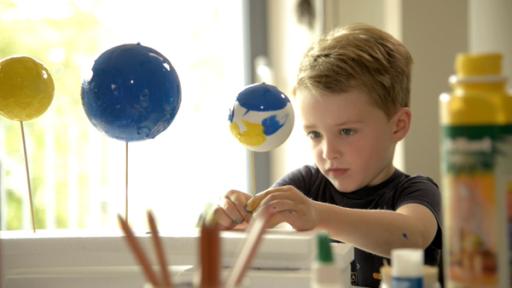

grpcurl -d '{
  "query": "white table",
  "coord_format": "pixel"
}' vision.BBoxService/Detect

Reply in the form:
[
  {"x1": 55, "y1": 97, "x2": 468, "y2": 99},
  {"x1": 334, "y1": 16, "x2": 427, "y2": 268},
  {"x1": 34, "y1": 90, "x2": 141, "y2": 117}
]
[{"x1": 1, "y1": 230, "x2": 353, "y2": 287}]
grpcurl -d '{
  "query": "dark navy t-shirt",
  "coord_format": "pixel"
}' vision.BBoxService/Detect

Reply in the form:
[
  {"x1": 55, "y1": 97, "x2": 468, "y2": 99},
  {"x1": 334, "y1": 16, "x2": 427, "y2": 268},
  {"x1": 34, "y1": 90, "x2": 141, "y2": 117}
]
[{"x1": 273, "y1": 165, "x2": 443, "y2": 288}]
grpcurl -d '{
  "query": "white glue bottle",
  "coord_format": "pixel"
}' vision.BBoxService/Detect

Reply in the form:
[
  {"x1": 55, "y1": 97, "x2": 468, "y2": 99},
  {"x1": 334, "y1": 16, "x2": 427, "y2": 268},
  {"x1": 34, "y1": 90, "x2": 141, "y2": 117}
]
[
  {"x1": 391, "y1": 248, "x2": 424, "y2": 288},
  {"x1": 311, "y1": 232, "x2": 343, "y2": 288}
]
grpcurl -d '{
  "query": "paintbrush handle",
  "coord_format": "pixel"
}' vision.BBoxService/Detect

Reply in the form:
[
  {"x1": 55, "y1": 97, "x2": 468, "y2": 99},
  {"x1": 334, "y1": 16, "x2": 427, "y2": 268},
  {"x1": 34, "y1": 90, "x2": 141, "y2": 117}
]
[
  {"x1": 245, "y1": 196, "x2": 264, "y2": 213},
  {"x1": 200, "y1": 220, "x2": 221, "y2": 288},
  {"x1": 118, "y1": 215, "x2": 161, "y2": 287},
  {"x1": 147, "y1": 211, "x2": 173, "y2": 288},
  {"x1": 225, "y1": 207, "x2": 272, "y2": 288}
]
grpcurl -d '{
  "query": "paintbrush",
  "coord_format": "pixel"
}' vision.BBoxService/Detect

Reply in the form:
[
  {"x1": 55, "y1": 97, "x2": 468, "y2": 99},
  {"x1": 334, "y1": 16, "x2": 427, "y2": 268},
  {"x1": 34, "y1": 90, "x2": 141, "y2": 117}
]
[
  {"x1": 225, "y1": 206, "x2": 272, "y2": 288},
  {"x1": 199, "y1": 208, "x2": 221, "y2": 288},
  {"x1": 147, "y1": 210, "x2": 173, "y2": 288},
  {"x1": 244, "y1": 195, "x2": 264, "y2": 214},
  {"x1": 118, "y1": 214, "x2": 161, "y2": 287}
]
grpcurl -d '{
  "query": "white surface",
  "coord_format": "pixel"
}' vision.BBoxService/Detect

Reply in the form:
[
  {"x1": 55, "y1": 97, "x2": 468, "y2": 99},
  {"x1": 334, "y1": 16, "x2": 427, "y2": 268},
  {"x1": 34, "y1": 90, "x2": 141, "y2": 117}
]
[
  {"x1": 1, "y1": 229, "x2": 354, "y2": 288},
  {"x1": 4, "y1": 266, "x2": 311, "y2": 288},
  {"x1": 311, "y1": 262, "x2": 345, "y2": 288}
]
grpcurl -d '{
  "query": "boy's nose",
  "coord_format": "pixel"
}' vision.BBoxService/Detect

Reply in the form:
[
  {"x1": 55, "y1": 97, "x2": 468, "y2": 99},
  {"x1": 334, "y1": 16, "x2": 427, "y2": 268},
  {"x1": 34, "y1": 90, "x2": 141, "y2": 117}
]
[{"x1": 322, "y1": 138, "x2": 341, "y2": 160}]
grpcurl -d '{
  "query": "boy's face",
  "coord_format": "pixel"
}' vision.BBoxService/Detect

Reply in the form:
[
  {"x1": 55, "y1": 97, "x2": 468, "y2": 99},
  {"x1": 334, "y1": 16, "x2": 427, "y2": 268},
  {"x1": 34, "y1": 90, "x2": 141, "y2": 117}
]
[{"x1": 296, "y1": 88, "x2": 406, "y2": 192}]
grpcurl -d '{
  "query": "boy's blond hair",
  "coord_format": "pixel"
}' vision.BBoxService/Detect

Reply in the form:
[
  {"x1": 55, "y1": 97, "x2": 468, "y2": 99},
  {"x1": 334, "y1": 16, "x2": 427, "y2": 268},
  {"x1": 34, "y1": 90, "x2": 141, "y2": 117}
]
[{"x1": 296, "y1": 24, "x2": 413, "y2": 119}]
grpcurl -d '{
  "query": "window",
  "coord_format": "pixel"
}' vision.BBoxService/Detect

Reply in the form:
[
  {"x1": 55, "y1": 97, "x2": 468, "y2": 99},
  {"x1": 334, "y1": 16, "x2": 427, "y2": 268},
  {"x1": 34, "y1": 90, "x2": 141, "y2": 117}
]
[{"x1": 0, "y1": 0, "x2": 247, "y2": 231}]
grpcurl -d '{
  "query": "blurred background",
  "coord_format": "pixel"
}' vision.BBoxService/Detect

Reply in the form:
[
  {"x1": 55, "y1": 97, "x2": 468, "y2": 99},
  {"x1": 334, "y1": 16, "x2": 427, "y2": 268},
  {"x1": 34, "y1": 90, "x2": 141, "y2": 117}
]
[{"x1": 0, "y1": 0, "x2": 510, "y2": 232}]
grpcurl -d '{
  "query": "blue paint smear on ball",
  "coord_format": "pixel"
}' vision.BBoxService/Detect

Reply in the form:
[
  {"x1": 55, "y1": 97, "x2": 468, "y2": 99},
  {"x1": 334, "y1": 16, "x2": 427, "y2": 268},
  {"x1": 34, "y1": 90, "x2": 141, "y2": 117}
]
[
  {"x1": 261, "y1": 114, "x2": 287, "y2": 136},
  {"x1": 237, "y1": 83, "x2": 290, "y2": 112},
  {"x1": 81, "y1": 43, "x2": 181, "y2": 142}
]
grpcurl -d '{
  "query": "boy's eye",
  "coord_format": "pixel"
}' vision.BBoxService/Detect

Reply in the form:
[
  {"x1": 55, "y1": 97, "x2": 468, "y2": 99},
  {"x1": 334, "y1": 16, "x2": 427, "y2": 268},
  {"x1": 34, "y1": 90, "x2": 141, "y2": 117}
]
[
  {"x1": 306, "y1": 131, "x2": 321, "y2": 139},
  {"x1": 339, "y1": 128, "x2": 356, "y2": 136}
]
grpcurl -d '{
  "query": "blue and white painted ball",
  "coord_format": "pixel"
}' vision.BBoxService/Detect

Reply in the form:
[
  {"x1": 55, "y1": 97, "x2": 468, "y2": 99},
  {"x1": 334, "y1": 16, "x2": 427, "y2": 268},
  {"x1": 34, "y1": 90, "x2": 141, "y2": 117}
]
[
  {"x1": 81, "y1": 43, "x2": 181, "y2": 142},
  {"x1": 229, "y1": 83, "x2": 294, "y2": 152}
]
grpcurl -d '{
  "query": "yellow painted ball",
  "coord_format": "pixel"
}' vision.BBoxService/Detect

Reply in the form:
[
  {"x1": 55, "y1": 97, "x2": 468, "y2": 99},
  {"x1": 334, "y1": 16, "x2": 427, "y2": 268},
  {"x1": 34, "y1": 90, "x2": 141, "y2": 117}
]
[{"x1": 0, "y1": 56, "x2": 54, "y2": 121}]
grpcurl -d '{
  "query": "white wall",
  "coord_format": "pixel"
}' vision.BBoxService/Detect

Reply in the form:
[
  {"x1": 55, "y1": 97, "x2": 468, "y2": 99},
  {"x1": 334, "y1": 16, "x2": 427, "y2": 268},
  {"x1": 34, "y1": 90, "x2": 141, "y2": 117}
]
[
  {"x1": 469, "y1": 0, "x2": 512, "y2": 81},
  {"x1": 268, "y1": 0, "x2": 314, "y2": 181},
  {"x1": 400, "y1": 0, "x2": 467, "y2": 183}
]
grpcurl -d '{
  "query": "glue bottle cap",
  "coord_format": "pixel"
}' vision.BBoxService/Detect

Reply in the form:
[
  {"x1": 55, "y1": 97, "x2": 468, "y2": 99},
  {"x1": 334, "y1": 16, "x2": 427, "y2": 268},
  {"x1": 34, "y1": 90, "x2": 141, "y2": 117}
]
[
  {"x1": 391, "y1": 248, "x2": 423, "y2": 277},
  {"x1": 316, "y1": 232, "x2": 333, "y2": 264}
]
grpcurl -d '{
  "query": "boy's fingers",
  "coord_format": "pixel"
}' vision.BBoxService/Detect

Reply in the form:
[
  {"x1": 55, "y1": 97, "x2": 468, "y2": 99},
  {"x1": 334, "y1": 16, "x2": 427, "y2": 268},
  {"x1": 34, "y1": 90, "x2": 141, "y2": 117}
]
[
  {"x1": 213, "y1": 206, "x2": 236, "y2": 230},
  {"x1": 246, "y1": 189, "x2": 275, "y2": 212},
  {"x1": 253, "y1": 191, "x2": 292, "y2": 212},
  {"x1": 224, "y1": 195, "x2": 249, "y2": 223},
  {"x1": 245, "y1": 196, "x2": 262, "y2": 213},
  {"x1": 246, "y1": 186, "x2": 299, "y2": 212},
  {"x1": 265, "y1": 198, "x2": 296, "y2": 213}
]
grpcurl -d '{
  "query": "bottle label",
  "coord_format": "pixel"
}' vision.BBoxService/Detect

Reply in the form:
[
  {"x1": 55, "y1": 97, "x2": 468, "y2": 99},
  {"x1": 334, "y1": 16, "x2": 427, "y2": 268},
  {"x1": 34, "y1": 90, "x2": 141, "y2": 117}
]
[
  {"x1": 391, "y1": 277, "x2": 423, "y2": 288},
  {"x1": 441, "y1": 125, "x2": 512, "y2": 286}
]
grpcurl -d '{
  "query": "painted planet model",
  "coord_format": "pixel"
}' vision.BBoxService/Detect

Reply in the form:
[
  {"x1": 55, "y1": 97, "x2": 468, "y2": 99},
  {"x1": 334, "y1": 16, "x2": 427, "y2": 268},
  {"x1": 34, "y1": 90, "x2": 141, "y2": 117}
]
[
  {"x1": 81, "y1": 43, "x2": 181, "y2": 142},
  {"x1": 0, "y1": 56, "x2": 54, "y2": 121},
  {"x1": 229, "y1": 83, "x2": 294, "y2": 152}
]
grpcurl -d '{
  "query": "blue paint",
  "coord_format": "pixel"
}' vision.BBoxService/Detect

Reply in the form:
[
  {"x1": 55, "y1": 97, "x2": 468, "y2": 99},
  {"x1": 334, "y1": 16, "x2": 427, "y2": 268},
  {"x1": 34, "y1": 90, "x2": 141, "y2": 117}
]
[
  {"x1": 228, "y1": 107, "x2": 234, "y2": 122},
  {"x1": 262, "y1": 114, "x2": 287, "y2": 136},
  {"x1": 392, "y1": 277, "x2": 423, "y2": 288},
  {"x1": 81, "y1": 43, "x2": 181, "y2": 142},
  {"x1": 237, "y1": 83, "x2": 289, "y2": 112}
]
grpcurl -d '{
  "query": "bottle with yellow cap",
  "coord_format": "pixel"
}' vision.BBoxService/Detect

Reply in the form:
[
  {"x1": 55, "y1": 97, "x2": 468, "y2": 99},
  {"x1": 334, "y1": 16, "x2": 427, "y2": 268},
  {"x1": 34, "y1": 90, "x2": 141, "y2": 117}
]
[{"x1": 440, "y1": 53, "x2": 512, "y2": 288}]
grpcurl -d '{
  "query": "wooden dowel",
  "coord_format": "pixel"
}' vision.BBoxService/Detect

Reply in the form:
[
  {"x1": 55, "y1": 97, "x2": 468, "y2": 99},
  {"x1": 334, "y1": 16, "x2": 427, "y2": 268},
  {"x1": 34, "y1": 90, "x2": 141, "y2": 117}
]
[
  {"x1": 125, "y1": 141, "x2": 129, "y2": 220},
  {"x1": 20, "y1": 121, "x2": 36, "y2": 232}
]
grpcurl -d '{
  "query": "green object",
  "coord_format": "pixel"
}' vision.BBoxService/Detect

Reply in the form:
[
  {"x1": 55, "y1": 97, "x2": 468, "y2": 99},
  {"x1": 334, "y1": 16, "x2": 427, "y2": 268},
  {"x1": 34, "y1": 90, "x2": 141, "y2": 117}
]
[{"x1": 316, "y1": 232, "x2": 333, "y2": 264}]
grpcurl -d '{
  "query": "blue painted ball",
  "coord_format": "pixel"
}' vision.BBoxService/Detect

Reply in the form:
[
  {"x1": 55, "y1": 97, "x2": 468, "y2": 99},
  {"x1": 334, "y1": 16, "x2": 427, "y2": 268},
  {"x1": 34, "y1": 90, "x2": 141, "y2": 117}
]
[
  {"x1": 229, "y1": 83, "x2": 294, "y2": 152},
  {"x1": 81, "y1": 43, "x2": 181, "y2": 142}
]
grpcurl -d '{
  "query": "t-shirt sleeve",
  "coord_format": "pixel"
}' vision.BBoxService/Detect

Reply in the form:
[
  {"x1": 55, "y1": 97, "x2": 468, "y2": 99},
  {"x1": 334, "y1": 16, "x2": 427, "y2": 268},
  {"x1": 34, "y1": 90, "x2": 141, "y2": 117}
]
[
  {"x1": 395, "y1": 176, "x2": 441, "y2": 224},
  {"x1": 395, "y1": 176, "x2": 443, "y2": 250}
]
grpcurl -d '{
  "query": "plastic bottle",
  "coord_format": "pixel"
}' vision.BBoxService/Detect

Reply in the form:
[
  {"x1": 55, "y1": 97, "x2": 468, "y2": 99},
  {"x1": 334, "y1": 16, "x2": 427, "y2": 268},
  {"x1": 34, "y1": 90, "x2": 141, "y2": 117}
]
[
  {"x1": 439, "y1": 53, "x2": 512, "y2": 288},
  {"x1": 379, "y1": 263, "x2": 440, "y2": 288},
  {"x1": 390, "y1": 248, "x2": 424, "y2": 288},
  {"x1": 311, "y1": 232, "x2": 343, "y2": 288}
]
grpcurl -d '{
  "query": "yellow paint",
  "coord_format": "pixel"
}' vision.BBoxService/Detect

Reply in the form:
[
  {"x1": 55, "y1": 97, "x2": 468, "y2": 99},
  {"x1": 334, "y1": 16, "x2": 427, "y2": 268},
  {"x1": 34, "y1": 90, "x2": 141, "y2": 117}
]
[
  {"x1": 0, "y1": 56, "x2": 54, "y2": 121},
  {"x1": 230, "y1": 120, "x2": 265, "y2": 147}
]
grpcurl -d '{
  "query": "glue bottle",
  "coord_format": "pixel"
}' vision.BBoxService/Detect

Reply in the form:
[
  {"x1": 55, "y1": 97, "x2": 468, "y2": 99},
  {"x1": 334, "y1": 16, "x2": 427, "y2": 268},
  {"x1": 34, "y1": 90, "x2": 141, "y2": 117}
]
[
  {"x1": 311, "y1": 232, "x2": 342, "y2": 288},
  {"x1": 439, "y1": 53, "x2": 512, "y2": 287},
  {"x1": 379, "y1": 252, "x2": 440, "y2": 288},
  {"x1": 391, "y1": 248, "x2": 424, "y2": 288}
]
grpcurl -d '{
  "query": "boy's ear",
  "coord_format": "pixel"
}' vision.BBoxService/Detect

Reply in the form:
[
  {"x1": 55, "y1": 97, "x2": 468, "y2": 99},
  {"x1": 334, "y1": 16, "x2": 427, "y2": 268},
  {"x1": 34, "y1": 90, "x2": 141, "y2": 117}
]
[{"x1": 391, "y1": 107, "x2": 411, "y2": 141}]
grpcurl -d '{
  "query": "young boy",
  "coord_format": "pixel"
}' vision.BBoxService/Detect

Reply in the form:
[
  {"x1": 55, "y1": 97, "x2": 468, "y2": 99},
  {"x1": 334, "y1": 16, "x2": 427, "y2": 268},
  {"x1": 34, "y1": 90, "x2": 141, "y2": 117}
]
[{"x1": 215, "y1": 24, "x2": 442, "y2": 287}]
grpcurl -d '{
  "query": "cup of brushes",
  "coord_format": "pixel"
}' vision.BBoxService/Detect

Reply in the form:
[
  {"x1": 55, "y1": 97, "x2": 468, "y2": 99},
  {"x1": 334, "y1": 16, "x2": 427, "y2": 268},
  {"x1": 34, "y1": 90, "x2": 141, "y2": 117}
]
[{"x1": 118, "y1": 204, "x2": 275, "y2": 288}]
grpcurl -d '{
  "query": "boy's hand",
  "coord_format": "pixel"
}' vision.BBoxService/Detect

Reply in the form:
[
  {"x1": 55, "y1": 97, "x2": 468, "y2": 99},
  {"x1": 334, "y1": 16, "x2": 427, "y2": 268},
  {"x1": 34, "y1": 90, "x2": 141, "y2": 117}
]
[
  {"x1": 247, "y1": 185, "x2": 318, "y2": 231},
  {"x1": 214, "y1": 190, "x2": 252, "y2": 230}
]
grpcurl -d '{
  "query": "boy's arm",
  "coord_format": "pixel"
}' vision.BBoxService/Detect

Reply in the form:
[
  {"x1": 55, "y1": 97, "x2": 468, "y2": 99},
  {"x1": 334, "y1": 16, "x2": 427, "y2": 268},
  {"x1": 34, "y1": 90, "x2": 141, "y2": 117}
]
[{"x1": 314, "y1": 201, "x2": 438, "y2": 257}]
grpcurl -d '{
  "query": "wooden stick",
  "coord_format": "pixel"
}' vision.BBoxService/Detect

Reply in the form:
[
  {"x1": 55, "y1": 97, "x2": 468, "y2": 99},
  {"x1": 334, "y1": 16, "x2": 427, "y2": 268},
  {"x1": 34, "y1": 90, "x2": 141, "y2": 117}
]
[
  {"x1": 20, "y1": 121, "x2": 36, "y2": 233},
  {"x1": 125, "y1": 141, "x2": 129, "y2": 221},
  {"x1": 147, "y1": 210, "x2": 173, "y2": 288},
  {"x1": 118, "y1": 214, "x2": 160, "y2": 287},
  {"x1": 225, "y1": 207, "x2": 272, "y2": 288},
  {"x1": 245, "y1": 195, "x2": 264, "y2": 213}
]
